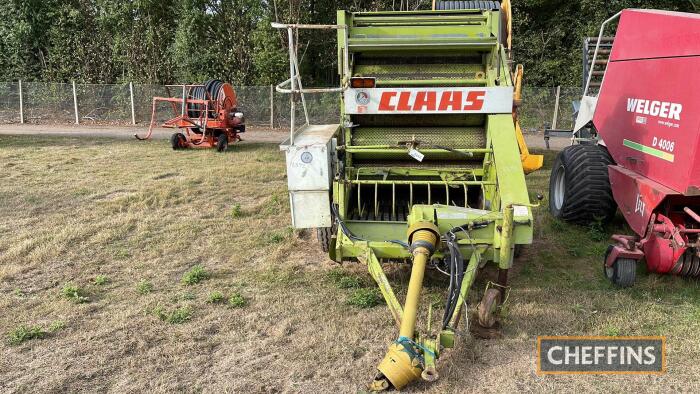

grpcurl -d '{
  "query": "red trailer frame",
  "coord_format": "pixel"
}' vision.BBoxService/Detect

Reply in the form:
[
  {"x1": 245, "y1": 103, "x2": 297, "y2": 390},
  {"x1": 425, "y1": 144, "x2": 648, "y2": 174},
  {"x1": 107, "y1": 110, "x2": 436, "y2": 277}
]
[{"x1": 135, "y1": 83, "x2": 245, "y2": 151}]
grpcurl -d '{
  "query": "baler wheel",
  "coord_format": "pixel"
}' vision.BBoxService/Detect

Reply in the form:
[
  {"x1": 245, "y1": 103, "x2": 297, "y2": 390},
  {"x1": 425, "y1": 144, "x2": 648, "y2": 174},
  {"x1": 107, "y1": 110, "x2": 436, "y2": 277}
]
[
  {"x1": 604, "y1": 246, "x2": 637, "y2": 287},
  {"x1": 216, "y1": 133, "x2": 228, "y2": 152},
  {"x1": 477, "y1": 288, "x2": 502, "y2": 328},
  {"x1": 549, "y1": 145, "x2": 617, "y2": 225},
  {"x1": 316, "y1": 227, "x2": 335, "y2": 253},
  {"x1": 170, "y1": 133, "x2": 186, "y2": 150}
]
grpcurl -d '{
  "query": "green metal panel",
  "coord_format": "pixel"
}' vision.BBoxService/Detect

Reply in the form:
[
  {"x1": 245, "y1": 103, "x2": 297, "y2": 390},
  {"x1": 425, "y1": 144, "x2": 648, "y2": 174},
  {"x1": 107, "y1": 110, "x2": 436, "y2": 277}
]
[
  {"x1": 332, "y1": 6, "x2": 533, "y2": 268},
  {"x1": 351, "y1": 127, "x2": 486, "y2": 148}
]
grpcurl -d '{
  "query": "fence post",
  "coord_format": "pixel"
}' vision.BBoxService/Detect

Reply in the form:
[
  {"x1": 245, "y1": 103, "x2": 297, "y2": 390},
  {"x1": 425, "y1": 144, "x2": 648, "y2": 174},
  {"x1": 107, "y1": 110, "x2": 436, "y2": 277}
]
[
  {"x1": 270, "y1": 84, "x2": 274, "y2": 128},
  {"x1": 130, "y1": 82, "x2": 136, "y2": 125},
  {"x1": 551, "y1": 85, "x2": 561, "y2": 130},
  {"x1": 72, "y1": 81, "x2": 79, "y2": 125},
  {"x1": 18, "y1": 80, "x2": 24, "y2": 124}
]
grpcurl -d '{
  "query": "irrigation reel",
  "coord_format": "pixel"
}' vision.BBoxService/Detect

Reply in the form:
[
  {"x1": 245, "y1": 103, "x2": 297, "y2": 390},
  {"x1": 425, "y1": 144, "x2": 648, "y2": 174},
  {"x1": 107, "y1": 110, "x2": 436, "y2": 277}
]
[{"x1": 135, "y1": 79, "x2": 245, "y2": 152}]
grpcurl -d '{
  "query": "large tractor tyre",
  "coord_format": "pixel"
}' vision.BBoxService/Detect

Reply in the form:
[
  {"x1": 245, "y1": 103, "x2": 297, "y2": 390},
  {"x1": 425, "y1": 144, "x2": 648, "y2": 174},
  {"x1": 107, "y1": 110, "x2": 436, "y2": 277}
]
[
  {"x1": 171, "y1": 133, "x2": 186, "y2": 150},
  {"x1": 435, "y1": 1, "x2": 501, "y2": 10},
  {"x1": 216, "y1": 133, "x2": 228, "y2": 152},
  {"x1": 549, "y1": 144, "x2": 617, "y2": 225}
]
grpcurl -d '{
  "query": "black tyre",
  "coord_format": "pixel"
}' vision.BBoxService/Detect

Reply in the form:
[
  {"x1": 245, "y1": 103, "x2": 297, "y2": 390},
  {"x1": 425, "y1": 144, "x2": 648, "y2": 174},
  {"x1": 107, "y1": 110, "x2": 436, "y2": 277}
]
[
  {"x1": 435, "y1": 1, "x2": 500, "y2": 10},
  {"x1": 549, "y1": 145, "x2": 617, "y2": 225},
  {"x1": 216, "y1": 133, "x2": 228, "y2": 152},
  {"x1": 170, "y1": 133, "x2": 186, "y2": 150},
  {"x1": 316, "y1": 227, "x2": 335, "y2": 253},
  {"x1": 603, "y1": 247, "x2": 637, "y2": 288}
]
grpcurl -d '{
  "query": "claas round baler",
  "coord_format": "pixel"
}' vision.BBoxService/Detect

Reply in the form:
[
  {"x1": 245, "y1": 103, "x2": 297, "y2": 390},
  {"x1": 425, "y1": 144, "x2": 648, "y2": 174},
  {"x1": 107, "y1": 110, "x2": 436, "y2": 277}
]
[
  {"x1": 274, "y1": 0, "x2": 542, "y2": 390},
  {"x1": 550, "y1": 9, "x2": 700, "y2": 287}
]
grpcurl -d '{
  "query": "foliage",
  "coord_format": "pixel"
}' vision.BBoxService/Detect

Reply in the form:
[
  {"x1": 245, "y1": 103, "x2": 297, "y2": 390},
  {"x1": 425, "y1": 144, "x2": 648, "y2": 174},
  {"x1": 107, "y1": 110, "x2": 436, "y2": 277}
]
[
  {"x1": 8, "y1": 320, "x2": 65, "y2": 345},
  {"x1": 61, "y1": 282, "x2": 89, "y2": 303},
  {"x1": 153, "y1": 305, "x2": 193, "y2": 324},
  {"x1": 207, "y1": 291, "x2": 225, "y2": 304},
  {"x1": 347, "y1": 288, "x2": 383, "y2": 308},
  {"x1": 8, "y1": 325, "x2": 46, "y2": 345},
  {"x1": 228, "y1": 292, "x2": 247, "y2": 308},
  {"x1": 181, "y1": 264, "x2": 209, "y2": 285},
  {"x1": 136, "y1": 279, "x2": 154, "y2": 295},
  {"x1": 0, "y1": 1, "x2": 696, "y2": 87}
]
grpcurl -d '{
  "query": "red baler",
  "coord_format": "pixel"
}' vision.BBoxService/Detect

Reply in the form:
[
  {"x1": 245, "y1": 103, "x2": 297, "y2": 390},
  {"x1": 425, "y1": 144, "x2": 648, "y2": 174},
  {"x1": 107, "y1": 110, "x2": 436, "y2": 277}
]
[{"x1": 550, "y1": 9, "x2": 700, "y2": 286}]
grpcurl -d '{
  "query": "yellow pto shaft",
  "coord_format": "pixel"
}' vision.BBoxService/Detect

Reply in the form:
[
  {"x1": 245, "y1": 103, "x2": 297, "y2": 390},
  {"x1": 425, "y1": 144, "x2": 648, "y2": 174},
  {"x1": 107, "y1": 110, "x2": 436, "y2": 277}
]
[{"x1": 371, "y1": 223, "x2": 439, "y2": 391}]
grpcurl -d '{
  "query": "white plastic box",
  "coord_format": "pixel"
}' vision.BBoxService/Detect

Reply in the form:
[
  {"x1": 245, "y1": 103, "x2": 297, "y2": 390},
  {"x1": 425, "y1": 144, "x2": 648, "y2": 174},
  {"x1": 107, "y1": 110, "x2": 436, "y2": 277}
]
[{"x1": 279, "y1": 124, "x2": 340, "y2": 229}]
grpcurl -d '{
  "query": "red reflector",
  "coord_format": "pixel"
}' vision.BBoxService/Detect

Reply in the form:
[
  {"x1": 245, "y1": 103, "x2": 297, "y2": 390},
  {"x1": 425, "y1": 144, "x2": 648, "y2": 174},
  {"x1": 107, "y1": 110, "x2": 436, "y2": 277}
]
[{"x1": 351, "y1": 78, "x2": 376, "y2": 88}]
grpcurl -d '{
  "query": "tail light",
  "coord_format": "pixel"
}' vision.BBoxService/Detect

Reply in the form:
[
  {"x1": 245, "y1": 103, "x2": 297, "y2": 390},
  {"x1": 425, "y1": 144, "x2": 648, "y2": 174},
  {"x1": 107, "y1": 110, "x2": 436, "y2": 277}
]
[{"x1": 351, "y1": 77, "x2": 376, "y2": 88}]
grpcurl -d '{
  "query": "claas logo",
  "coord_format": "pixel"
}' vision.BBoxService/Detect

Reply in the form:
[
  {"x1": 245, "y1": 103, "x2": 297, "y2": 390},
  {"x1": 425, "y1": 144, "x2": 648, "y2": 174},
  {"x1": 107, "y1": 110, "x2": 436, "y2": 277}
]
[{"x1": 378, "y1": 90, "x2": 486, "y2": 112}]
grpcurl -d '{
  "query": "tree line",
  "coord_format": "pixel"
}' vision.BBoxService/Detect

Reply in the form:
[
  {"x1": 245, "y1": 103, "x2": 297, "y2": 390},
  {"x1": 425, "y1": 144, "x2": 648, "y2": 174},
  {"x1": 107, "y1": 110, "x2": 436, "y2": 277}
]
[{"x1": 0, "y1": 0, "x2": 694, "y2": 88}]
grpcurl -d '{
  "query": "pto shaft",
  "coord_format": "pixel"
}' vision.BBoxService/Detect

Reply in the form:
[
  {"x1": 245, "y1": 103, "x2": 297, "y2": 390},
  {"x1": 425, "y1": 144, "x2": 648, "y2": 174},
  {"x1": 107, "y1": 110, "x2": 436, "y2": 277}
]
[{"x1": 371, "y1": 222, "x2": 439, "y2": 391}]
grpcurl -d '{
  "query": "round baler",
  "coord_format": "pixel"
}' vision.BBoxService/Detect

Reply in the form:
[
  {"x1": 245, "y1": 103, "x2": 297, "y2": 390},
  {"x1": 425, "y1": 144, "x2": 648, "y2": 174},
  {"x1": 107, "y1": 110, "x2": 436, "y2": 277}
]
[{"x1": 550, "y1": 9, "x2": 700, "y2": 287}]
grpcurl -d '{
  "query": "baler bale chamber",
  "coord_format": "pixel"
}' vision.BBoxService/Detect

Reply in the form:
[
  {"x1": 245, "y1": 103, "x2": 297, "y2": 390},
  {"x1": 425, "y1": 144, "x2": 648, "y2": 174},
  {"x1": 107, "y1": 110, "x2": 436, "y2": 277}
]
[{"x1": 275, "y1": 1, "x2": 541, "y2": 390}]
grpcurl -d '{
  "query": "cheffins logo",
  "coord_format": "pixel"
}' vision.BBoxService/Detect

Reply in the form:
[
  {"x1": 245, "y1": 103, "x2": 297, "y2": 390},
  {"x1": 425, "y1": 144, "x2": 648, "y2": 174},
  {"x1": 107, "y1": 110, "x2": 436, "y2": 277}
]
[{"x1": 627, "y1": 98, "x2": 682, "y2": 121}]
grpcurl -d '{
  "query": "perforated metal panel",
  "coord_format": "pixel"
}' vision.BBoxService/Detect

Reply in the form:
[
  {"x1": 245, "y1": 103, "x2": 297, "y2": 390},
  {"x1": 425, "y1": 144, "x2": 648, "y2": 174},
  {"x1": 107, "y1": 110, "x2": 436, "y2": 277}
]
[
  {"x1": 354, "y1": 64, "x2": 484, "y2": 81},
  {"x1": 352, "y1": 127, "x2": 486, "y2": 148}
]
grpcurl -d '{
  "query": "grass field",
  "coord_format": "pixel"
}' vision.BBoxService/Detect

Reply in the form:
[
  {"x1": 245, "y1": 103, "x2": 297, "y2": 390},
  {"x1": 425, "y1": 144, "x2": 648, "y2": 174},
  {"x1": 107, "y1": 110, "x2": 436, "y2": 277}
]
[{"x1": 2, "y1": 134, "x2": 700, "y2": 393}]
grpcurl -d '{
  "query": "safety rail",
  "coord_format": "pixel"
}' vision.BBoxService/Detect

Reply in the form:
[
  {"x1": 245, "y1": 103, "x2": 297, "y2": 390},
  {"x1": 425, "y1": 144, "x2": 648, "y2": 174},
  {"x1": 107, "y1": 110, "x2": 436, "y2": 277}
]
[
  {"x1": 271, "y1": 22, "x2": 350, "y2": 145},
  {"x1": 584, "y1": 11, "x2": 622, "y2": 96}
]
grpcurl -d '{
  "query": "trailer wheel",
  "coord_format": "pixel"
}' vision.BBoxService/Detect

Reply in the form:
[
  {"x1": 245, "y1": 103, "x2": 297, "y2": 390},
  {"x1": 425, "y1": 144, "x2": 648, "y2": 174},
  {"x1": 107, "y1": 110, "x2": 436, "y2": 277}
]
[
  {"x1": 316, "y1": 227, "x2": 336, "y2": 253},
  {"x1": 549, "y1": 145, "x2": 617, "y2": 225},
  {"x1": 170, "y1": 133, "x2": 186, "y2": 150},
  {"x1": 603, "y1": 246, "x2": 637, "y2": 287},
  {"x1": 216, "y1": 134, "x2": 228, "y2": 152}
]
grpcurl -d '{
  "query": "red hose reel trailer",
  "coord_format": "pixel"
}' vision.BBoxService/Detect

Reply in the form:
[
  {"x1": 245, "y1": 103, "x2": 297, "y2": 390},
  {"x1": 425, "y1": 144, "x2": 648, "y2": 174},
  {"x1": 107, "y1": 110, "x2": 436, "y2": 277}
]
[
  {"x1": 549, "y1": 9, "x2": 700, "y2": 287},
  {"x1": 135, "y1": 79, "x2": 245, "y2": 152}
]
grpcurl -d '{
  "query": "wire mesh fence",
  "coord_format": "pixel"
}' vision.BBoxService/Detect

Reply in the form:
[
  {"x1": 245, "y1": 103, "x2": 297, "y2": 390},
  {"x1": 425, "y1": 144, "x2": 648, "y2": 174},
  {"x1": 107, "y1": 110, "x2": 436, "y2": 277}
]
[{"x1": 0, "y1": 82, "x2": 581, "y2": 132}]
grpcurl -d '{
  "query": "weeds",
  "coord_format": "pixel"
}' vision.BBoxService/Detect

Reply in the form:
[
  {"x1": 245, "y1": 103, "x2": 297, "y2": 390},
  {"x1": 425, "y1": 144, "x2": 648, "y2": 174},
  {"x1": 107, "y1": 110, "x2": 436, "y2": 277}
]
[
  {"x1": 230, "y1": 204, "x2": 243, "y2": 218},
  {"x1": 265, "y1": 228, "x2": 294, "y2": 244},
  {"x1": 8, "y1": 325, "x2": 45, "y2": 345},
  {"x1": 153, "y1": 306, "x2": 193, "y2": 324},
  {"x1": 61, "y1": 283, "x2": 89, "y2": 303},
  {"x1": 93, "y1": 275, "x2": 109, "y2": 285},
  {"x1": 588, "y1": 218, "x2": 607, "y2": 242},
  {"x1": 8, "y1": 320, "x2": 65, "y2": 345},
  {"x1": 228, "y1": 292, "x2": 247, "y2": 308},
  {"x1": 176, "y1": 292, "x2": 196, "y2": 301},
  {"x1": 604, "y1": 325, "x2": 621, "y2": 336},
  {"x1": 181, "y1": 265, "x2": 209, "y2": 285},
  {"x1": 207, "y1": 291, "x2": 225, "y2": 304},
  {"x1": 347, "y1": 288, "x2": 382, "y2": 308},
  {"x1": 136, "y1": 280, "x2": 154, "y2": 295},
  {"x1": 327, "y1": 269, "x2": 363, "y2": 289}
]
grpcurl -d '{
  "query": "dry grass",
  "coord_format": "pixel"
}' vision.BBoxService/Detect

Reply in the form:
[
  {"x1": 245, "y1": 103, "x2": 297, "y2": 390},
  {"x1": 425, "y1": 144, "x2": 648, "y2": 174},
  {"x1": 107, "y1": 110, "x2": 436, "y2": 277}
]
[{"x1": 1, "y1": 135, "x2": 700, "y2": 393}]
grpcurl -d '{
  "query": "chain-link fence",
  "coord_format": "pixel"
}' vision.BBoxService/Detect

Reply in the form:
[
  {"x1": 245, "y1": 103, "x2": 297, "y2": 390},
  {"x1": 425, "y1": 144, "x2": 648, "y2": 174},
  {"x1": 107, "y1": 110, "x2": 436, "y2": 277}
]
[{"x1": 0, "y1": 82, "x2": 581, "y2": 132}]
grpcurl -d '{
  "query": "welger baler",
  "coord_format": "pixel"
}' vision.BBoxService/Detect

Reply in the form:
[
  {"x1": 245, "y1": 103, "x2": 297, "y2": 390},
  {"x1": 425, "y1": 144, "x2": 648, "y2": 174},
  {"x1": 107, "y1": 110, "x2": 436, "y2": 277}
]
[{"x1": 549, "y1": 9, "x2": 700, "y2": 287}]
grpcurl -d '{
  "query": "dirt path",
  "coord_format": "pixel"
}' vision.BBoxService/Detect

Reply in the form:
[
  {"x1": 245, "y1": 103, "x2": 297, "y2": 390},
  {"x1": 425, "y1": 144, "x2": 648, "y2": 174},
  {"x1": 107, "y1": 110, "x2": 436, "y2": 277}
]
[
  {"x1": 0, "y1": 124, "x2": 289, "y2": 144},
  {"x1": 0, "y1": 124, "x2": 570, "y2": 150}
]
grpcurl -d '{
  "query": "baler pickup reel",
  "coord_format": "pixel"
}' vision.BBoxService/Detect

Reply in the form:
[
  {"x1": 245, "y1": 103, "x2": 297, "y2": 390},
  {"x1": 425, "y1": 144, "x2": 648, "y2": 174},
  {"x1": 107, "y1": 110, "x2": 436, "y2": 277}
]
[
  {"x1": 135, "y1": 80, "x2": 245, "y2": 152},
  {"x1": 274, "y1": 3, "x2": 538, "y2": 390}
]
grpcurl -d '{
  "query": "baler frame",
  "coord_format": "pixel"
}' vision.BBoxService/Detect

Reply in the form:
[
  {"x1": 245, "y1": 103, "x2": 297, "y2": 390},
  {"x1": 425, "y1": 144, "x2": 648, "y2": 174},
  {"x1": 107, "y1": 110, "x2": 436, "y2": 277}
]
[{"x1": 275, "y1": 4, "x2": 540, "y2": 390}]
